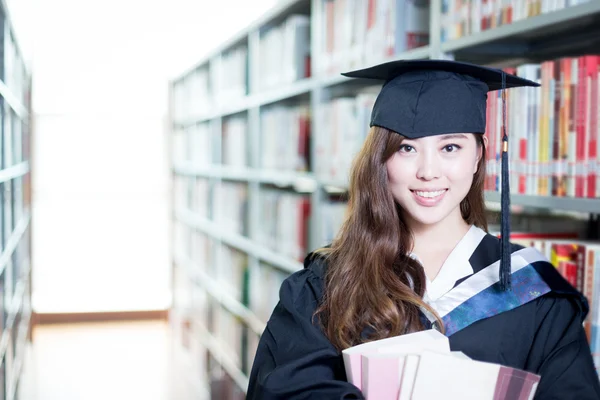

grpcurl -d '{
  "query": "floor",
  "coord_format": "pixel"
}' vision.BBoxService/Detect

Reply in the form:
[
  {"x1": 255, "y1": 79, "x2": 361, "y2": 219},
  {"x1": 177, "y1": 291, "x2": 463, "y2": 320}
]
[{"x1": 17, "y1": 320, "x2": 204, "y2": 400}]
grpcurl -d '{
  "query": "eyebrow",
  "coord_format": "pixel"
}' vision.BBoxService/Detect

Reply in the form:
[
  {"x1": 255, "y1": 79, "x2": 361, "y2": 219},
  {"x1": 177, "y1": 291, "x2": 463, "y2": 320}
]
[{"x1": 439, "y1": 134, "x2": 470, "y2": 141}]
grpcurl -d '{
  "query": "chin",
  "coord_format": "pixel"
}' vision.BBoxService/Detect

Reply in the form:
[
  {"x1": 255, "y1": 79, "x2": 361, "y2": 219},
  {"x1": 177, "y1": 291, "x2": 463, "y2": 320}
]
[
  {"x1": 406, "y1": 211, "x2": 450, "y2": 227},
  {"x1": 399, "y1": 200, "x2": 458, "y2": 227}
]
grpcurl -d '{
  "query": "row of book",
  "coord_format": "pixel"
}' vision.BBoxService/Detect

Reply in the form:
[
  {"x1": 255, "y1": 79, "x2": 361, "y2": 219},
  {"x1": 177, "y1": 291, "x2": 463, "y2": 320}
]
[
  {"x1": 171, "y1": 124, "x2": 212, "y2": 166},
  {"x1": 1, "y1": 177, "x2": 25, "y2": 256},
  {"x1": 320, "y1": 0, "x2": 430, "y2": 76},
  {"x1": 175, "y1": 191, "x2": 338, "y2": 278},
  {"x1": 484, "y1": 55, "x2": 600, "y2": 198},
  {"x1": 176, "y1": 178, "x2": 315, "y2": 258},
  {"x1": 246, "y1": 261, "x2": 290, "y2": 375},
  {"x1": 189, "y1": 123, "x2": 213, "y2": 167},
  {"x1": 222, "y1": 115, "x2": 249, "y2": 168},
  {"x1": 249, "y1": 261, "x2": 289, "y2": 325},
  {"x1": 173, "y1": 175, "x2": 197, "y2": 217},
  {"x1": 0, "y1": 236, "x2": 32, "y2": 400},
  {"x1": 441, "y1": 0, "x2": 591, "y2": 42},
  {"x1": 3, "y1": 285, "x2": 29, "y2": 400},
  {"x1": 173, "y1": 222, "x2": 194, "y2": 274},
  {"x1": 173, "y1": 104, "x2": 312, "y2": 172},
  {"x1": 174, "y1": 178, "x2": 248, "y2": 242},
  {"x1": 172, "y1": 116, "x2": 250, "y2": 168},
  {"x1": 184, "y1": 249, "x2": 246, "y2": 370},
  {"x1": 258, "y1": 189, "x2": 311, "y2": 262},
  {"x1": 213, "y1": 45, "x2": 249, "y2": 107},
  {"x1": 258, "y1": 14, "x2": 311, "y2": 91},
  {"x1": 173, "y1": 261, "x2": 246, "y2": 377},
  {"x1": 171, "y1": 12, "x2": 310, "y2": 125},
  {"x1": 213, "y1": 182, "x2": 249, "y2": 238},
  {"x1": 172, "y1": 67, "x2": 212, "y2": 124},
  {"x1": 2, "y1": 111, "x2": 19, "y2": 168},
  {"x1": 260, "y1": 104, "x2": 311, "y2": 172},
  {"x1": 320, "y1": 199, "x2": 348, "y2": 246},
  {"x1": 175, "y1": 230, "x2": 279, "y2": 375},
  {"x1": 176, "y1": 224, "x2": 300, "y2": 373},
  {"x1": 195, "y1": 279, "x2": 247, "y2": 377},
  {"x1": 9, "y1": 221, "x2": 30, "y2": 298},
  {"x1": 179, "y1": 178, "x2": 247, "y2": 227},
  {"x1": 186, "y1": 230, "x2": 249, "y2": 303},
  {"x1": 314, "y1": 91, "x2": 377, "y2": 183},
  {"x1": 9, "y1": 110, "x2": 30, "y2": 168},
  {"x1": 176, "y1": 180, "x2": 311, "y2": 263},
  {"x1": 218, "y1": 243, "x2": 248, "y2": 303},
  {"x1": 2, "y1": 109, "x2": 25, "y2": 167}
]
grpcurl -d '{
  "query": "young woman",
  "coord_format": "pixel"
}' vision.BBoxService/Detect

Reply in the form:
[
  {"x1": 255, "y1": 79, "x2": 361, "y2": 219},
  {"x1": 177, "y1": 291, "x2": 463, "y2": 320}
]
[{"x1": 246, "y1": 60, "x2": 600, "y2": 399}]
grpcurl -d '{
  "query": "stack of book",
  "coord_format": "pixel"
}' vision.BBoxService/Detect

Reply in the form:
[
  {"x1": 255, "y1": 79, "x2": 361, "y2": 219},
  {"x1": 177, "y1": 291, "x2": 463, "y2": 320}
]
[{"x1": 343, "y1": 329, "x2": 541, "y2": 399}]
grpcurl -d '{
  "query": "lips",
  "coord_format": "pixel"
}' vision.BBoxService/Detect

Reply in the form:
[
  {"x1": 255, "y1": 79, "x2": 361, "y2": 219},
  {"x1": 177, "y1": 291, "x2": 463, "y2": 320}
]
[{"x1": 410, "y1": 189, "x2": 448, "y2": 207}]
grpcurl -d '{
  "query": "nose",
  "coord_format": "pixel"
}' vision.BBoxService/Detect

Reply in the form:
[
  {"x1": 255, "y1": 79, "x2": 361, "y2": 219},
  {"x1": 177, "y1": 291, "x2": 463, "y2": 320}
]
[{"x1": 416, "y1": 151, "x2": 441, "y2": 181}]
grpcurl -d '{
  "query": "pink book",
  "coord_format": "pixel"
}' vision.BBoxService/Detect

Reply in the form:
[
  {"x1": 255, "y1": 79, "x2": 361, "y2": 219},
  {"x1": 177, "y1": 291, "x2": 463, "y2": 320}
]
[{"x1": 361, "y1": 353, "x2": 405, "y2": 400}]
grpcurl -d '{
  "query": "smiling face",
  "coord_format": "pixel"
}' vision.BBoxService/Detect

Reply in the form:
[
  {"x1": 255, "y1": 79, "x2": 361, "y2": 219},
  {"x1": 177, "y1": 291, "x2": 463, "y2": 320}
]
[{"x1": 385, "y1": 133, "x2": 485, "y2": 230}]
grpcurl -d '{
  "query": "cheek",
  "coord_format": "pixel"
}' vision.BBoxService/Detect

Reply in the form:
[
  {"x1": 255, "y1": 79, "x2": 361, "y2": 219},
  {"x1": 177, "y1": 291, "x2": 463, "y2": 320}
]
[
  {"x1": 444, "y1": 157, "x2": 478, "y2": 181},
  {"x1": 386, "y1": 157, "x2": 412, "y2": 186}
]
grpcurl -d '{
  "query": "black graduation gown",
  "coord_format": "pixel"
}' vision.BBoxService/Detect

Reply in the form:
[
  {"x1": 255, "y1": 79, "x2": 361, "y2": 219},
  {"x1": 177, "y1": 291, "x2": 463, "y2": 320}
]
[{"x1": 246, "y1": 233, "x2": 600, "y2": 399}]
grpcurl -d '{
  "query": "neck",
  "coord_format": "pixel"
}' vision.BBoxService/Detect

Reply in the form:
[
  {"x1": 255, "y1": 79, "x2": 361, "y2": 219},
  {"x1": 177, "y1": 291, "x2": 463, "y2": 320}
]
[{"x1": 408, "y1": 211, "x2": 471, "y2": 256}]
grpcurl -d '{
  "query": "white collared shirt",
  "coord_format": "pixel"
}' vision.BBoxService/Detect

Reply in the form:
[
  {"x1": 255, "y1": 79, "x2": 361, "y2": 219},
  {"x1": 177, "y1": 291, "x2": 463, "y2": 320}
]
[{"x1": 410, "y1": 225, "x2": 487, "y2": 303}]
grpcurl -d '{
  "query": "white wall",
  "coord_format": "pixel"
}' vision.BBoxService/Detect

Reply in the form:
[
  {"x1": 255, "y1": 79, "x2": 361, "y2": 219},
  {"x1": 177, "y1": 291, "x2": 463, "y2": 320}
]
[{"x1": 11, "y1": 0, "x2": 276, "y2": 312}]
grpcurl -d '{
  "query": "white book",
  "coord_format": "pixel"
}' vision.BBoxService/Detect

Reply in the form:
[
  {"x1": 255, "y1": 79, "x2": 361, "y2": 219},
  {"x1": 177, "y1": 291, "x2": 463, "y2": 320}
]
[
  {"x1": 410, "y1": 351, "x2": 541, "y2": 400},
  {"x1": 342, "y1": 329, "x2": 450, "y2": 390}
]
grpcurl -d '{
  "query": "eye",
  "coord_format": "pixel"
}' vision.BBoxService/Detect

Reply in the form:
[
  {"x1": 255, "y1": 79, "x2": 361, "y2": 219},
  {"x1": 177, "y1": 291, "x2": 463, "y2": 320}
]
[
  {"x1": 398, "y1": 144, "x2": 415, "y2": 153},
  {"x1": 442, "y1": 144, "x2": 461, "y2": 153}
]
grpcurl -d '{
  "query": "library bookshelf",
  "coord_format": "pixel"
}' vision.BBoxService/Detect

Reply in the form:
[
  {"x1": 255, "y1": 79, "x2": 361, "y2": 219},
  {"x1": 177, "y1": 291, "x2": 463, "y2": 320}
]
[
  {"x1": 0, "y1": 0, "x2": 32, "y2": 399},
  {"x1": 168, "y1": 0, "x2": 600, "y2": 397}
]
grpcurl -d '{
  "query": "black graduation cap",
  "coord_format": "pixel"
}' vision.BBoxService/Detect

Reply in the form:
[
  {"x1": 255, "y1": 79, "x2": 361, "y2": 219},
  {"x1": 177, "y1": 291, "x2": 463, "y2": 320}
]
[{"x1": 341, "y1": 59, "x2": 541, "y2": 291}]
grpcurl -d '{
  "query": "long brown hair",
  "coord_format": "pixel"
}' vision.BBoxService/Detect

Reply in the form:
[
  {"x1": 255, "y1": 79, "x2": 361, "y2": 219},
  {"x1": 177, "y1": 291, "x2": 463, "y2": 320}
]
[{"x1": 313, "y1": 126, "x2": 488, "y2": 351}]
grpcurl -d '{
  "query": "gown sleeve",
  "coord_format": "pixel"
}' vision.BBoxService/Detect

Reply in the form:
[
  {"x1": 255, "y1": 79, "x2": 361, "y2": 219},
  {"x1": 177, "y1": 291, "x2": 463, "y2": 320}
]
[
  {"x1": 526, "y1": 293, "x2": 600, "y2": 400},
  {"x1": 246, "y1": 267, "x2": 365, "y2": 400}
]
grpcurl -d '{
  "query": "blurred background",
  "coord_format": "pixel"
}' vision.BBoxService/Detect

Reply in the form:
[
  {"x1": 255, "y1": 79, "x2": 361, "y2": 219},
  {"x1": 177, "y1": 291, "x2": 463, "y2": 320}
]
[{"x1": 0, "y1": 0, "x2": 599, "y2": 399}]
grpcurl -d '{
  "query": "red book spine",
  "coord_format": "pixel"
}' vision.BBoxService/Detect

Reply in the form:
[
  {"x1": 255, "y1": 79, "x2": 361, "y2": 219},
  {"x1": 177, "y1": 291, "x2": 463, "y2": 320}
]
[
  {"x1": 576, "y1": 56, "x2": 587, "y2": 198},
  {"x1": 587, "y1": 56, "x2": 599, "y2": 198}
]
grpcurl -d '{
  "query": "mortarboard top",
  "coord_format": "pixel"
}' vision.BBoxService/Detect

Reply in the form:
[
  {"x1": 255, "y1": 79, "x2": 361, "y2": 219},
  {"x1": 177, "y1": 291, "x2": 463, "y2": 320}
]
[
  {"x1": 341, "y1": 59, "x2": 540, "y2": 139},
  {"x1": 341, "y1": 59, "x2": 541, "y2": 291}
]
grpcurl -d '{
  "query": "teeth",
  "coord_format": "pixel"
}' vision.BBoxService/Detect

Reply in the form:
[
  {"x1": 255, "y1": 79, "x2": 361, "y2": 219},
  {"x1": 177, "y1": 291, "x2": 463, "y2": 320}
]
[{"x1": 415, "y1": 190, "x2": 446, "y2": 198}]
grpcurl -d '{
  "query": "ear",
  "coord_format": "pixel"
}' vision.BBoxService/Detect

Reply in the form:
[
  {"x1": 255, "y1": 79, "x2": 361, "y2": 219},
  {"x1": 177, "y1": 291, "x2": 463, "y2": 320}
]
[{"x1": 474, "y1": 135, "x2": 487, "y2": 173}]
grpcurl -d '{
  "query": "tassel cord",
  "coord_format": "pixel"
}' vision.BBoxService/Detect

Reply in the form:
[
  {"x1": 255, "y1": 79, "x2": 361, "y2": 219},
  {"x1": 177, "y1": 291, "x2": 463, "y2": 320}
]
[{"x1": 500, "y1": 71, "x2": 512, "y2": 291}]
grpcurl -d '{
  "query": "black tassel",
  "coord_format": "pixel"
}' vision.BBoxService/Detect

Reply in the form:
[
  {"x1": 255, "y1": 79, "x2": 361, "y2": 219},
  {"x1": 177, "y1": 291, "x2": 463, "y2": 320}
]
[{"x1": 499, "y1": 71, "x2": 511, "y2": 291}]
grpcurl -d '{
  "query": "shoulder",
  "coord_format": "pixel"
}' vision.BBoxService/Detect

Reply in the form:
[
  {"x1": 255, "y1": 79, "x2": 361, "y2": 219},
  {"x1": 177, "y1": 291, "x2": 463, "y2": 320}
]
[
  {"x1": 535, "y1": 290, "x2": 588, "y2": 320},
  {"x1": 302, "y1": 248, "x2": 330, "y2": 278},
  {"x1": 505, "y1": 244, "x2": 591, "y2": 321},
  {"x1": 531, "y1": 257, "x2": 590, "y2": 320},
  {"x1": 467, "y1": 232, "x2": 589, "y2": 318},
  {"x1": 276, "y1": 250, "x2": 329, "y2": 315}
]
